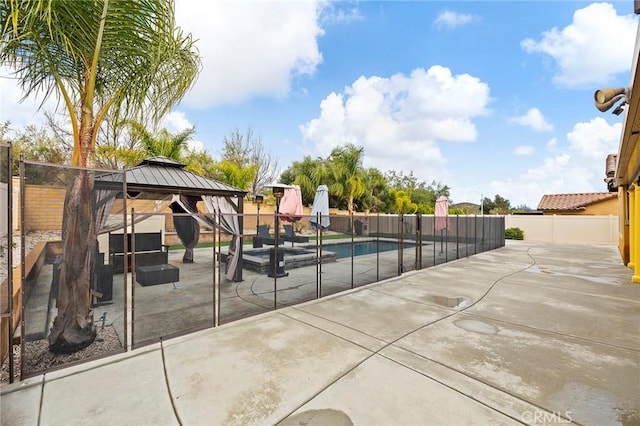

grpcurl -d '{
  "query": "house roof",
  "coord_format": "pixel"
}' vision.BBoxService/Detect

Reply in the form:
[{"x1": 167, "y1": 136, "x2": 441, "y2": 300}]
[
  {"x1": 95, "y1": 156, "x2": 247, "y2": 198},
  {"x1": 537, "y1": 192, "x2": 618, "y2": 211},
  {"x1": 614, "y1": 23, "x2": 640, "y2": 187}
]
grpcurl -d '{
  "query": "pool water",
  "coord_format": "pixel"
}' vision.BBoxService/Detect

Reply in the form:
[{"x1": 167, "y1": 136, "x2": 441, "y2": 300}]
[
  {"x1": 238, "y1": 240, "x2": 415, "y2": 273},
  {"x1": 319, "y1": 241, "x2": 414, "y2": 259}
]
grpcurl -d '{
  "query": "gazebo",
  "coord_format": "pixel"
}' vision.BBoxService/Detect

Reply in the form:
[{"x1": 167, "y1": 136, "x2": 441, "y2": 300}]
[{"x1": 95, "y1": 156, "x2": 247, "y2": 281}]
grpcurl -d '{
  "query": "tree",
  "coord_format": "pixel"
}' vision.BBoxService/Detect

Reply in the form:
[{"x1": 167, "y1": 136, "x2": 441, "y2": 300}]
[
  {"x1": 5, "y1": 123, "x2": 70, "y2": 179},
  {"x1": 128, "y1": 121, "x2": 195, "y2": 161},
  {"x1": 181, "y1": 147, "x2": 219, "y2": 178},
  {"x1": 327, "y1": 144, "x2": 366, "y2": 213},
  {"x1": 280, "y1": 155, "x2": 328, "y2": 205},
  {"x1": 221, "y1": 127, "x2": 279, "y2": 196},
  {"x1": 212, "y1": 159, "x2": 257, "y2": 191},
  {"x1": 491, "y1": 194, "x2": 512, "y2": 214},
  {"x1": 94, "y1": 113, "x2": 143, "y2": 170},
  {"x1": 386, "y1": 171, "x2": 450, "y2": 213},
  {"x1": 1, "y1": 1, "x2": 200, "y2": 353},
  {"x1": 481, "y1": 196, "x2": 494, "y2": 215},
  {"x1": 391, "y1": 190, "x2": 418, "y2": 214},
  {"x1": 360, "y1": 167, "x2": 389, "y2": 212},
  {"x1": 482, "y1": 194, "x2": 512, "y2": 214},
  {"x1": 512, "y1": 204, "x2": 534, "y2": 213}
]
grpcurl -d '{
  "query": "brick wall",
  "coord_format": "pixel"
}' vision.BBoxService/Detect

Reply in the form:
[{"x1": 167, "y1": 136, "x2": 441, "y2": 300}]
[{"x1": 14, "y1": 181, "x2": 335, "y2": 234}]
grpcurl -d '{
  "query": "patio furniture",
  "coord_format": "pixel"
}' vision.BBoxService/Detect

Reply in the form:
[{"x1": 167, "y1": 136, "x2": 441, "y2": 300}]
[
  {"x1": 257, "y1": 224, "x2": 276, "y2": 246},
  {"x1": 136, "y1": 264, "x2": 179, "y2": 286},
  {"x1": 108, "y1": 231, "x2": 169, "y2": 272},
  {"x1": 282, "y1": 224, "x2": 309, "y2": 245}
]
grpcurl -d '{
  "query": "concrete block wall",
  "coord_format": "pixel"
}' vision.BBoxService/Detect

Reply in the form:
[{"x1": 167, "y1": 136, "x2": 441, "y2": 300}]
[{"x1": 7, "y1": 181, "x2": 619, "y2": 246}]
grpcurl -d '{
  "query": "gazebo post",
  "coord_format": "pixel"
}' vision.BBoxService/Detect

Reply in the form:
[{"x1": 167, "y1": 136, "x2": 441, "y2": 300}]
[{"x1": 233, "y1": 195, "x2": 243, "y2": 282}]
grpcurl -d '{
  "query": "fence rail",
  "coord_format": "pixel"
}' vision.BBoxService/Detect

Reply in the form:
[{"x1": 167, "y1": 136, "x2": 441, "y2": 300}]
[{"x1": 1, "y1": 159, "x2": 505, "y2": 381}]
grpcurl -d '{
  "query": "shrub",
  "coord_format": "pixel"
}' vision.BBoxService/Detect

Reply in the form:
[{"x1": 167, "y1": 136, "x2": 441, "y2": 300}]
[{"x1": 505, "y1": 227, "x2": 524, "y2": 240}]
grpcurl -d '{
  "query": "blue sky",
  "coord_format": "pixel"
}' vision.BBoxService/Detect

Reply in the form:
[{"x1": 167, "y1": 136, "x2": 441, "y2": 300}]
[{"x1": 1, "y1": 1, "x2": 638, "y2": 208}]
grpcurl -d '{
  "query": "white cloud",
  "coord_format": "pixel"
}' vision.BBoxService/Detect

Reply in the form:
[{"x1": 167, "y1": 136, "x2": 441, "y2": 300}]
[
  {"x1": 0, "y1": 67, "x2": 61, "y2": 129},
  {"x1": 546, "y1": 137, "x2": 558, "y2": 151},
  {"x1": 320, "y1": 3, "x2": 363, "y2": 25},
  {"x1": 434, "y1": 10, "x2": 479, "y2": 29},
  {"x1": 162, "y1": 111, "x2": 192, "y2": 133},
  {"x1": 509, "y1": 108, "x2": 554, "y2": 132},
  {"x1": 488, "y1": 117, "x2": 621, "y2": 207},
  {"x1": 161, "y1": 111, "x2": 194, "y2": 134},
  {"x1": 514, "y1": 145, "x2": 534, "y2": 156},
  {"x1": 567, "y1": 116, "x2": 621, "y2": 160},
  {"x1": 521, "y1": 2, "x2": 637, "y2": 87},
  {"x1": 174, "y1": 1, "x2": 324, "y2": 107},
  {"x1": 160, "y1": 111, "x2": 206, "y2": 152},
  {"x1": 300, "y1": 65, "x2": 490, "y2": 176},
  {"x1": 2, "y1": 3, "x2": 326, "y2": 125}
]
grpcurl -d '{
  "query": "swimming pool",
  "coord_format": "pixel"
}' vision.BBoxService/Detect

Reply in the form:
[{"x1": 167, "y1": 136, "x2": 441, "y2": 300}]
[
  {"x1": 236, "y1": 240, "x2": 415, "y2": 273},
  {"x1": 234, "y1": 247, "x2": 336, "y2": 273},
  {"x1": 316, "y1": 240, "x2": 415, "y2": 259}
]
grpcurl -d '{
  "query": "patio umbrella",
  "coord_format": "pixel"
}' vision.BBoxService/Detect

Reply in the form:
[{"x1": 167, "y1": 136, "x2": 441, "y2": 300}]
[
  {"x1": 309, "y1": 184, "x2": 330, "y2": 230},
  {"x1": 435, "y1": 195, "x2": 449, "y2": 254},
  {"x1": 435, "y1": 195, "x2": 450, "y2": 231},
  {"x1": 278, "y1": 185, "x2": 303, "y2": 222}
]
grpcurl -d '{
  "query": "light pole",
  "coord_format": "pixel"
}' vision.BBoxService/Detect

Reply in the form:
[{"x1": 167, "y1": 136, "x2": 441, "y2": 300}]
[
  {"x1": 255, "y1": 194, "x2": 264, "y2": 234},
  {"x1": 268, "y1": 184, "x2": 288, "y2": 279},
  {"x1": 272, "y1": 185, "x2": 285, "y2": 248},
  {"x1": 253, "y1": 194, "x2": 265, "y2": 248}
]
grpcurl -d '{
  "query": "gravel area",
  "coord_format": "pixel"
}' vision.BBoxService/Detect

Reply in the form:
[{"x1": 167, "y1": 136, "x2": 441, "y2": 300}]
[
  {"x1": 1, "y1": 325, "x2": 122, "y2": 384},
  {"x1": 1, "y1": 230, "x2": 124, "y2": 385},
  {"x1": 0, "y1": 230, "x2": 62, "y2": 284}
]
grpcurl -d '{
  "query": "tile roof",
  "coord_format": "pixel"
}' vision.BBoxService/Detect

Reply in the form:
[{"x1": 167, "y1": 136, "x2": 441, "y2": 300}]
[{"x1": 537, "y1": 192, "x2": 617, "y2": 211}]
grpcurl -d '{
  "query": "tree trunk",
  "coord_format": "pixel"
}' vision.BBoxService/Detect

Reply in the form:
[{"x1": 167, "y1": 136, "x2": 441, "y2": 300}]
[
  {"x1": 48, "y1": 167, "x2": 97, "y2": 353},
  {"x1": 48, "y1": 97, "x2": 97, "y2": 354}
]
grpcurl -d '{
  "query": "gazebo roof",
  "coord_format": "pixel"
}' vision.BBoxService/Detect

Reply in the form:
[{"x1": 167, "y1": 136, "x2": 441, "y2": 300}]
[{"x1": 95, "y1": 156, "x2": 246, "y2": 198}]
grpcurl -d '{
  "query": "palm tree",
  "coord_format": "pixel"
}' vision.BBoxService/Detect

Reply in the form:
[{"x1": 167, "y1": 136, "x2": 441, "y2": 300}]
[
  {"x1": 281, "y1": 156, "x2": 328, "y2": 205},
  {"x1": 361, "y1": 167, "x2": 389, "y2": 212},
  {"x1": 328, "y1": 144, "x2": 366, "y2": 213},
  {"x1": 213, "y1": 160, "x2": 258, "y2": 191},
  {"x1": 128, "y1": 121, "x2": 195, "y2": 161},
  {"x1": 1, "y1": 1, "x2": 200, "y2": 353}
]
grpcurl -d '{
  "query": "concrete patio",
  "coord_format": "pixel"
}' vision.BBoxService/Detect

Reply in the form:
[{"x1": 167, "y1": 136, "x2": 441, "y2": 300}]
[{"x1": 1, "y1": 241, "x2": 639, "y2": 426}]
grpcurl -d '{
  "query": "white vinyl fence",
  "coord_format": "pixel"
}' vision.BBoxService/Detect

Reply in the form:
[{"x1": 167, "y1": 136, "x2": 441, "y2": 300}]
[{"x1": 505, "y1": 215, "x2": 618, "y2": 245}]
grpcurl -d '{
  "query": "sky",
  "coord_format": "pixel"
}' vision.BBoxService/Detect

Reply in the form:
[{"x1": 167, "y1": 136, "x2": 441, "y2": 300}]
[{"x1": 1, "y1": 1, "x2": 638, "y2": 209}]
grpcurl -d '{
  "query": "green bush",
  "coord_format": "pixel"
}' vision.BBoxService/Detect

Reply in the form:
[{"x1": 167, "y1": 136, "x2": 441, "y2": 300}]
[{"x1": 505, "y1": 227, "x2": 524, "y2": 240}]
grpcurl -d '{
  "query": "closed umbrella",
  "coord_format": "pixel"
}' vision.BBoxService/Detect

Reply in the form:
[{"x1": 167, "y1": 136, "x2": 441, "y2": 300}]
[
  {"x1": 278, "y1": 185, "x2": 303, "y2": 223},
  {"x1": 309, "y1": 185, "x2": 330, "y2": 230},
  {"x1": 435, "y1": 196, "x2": 450, "y2": 231},
  {"x1": 435, "y1": 196, "x2": 449, "y2": 254}
]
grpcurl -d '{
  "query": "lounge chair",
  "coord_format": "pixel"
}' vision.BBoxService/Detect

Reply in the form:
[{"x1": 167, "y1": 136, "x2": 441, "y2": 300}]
[
  {"x1": 256, "y1": 224, "x2": 276, "y2": 246},
  {"x1": 282, "y1": 224, "x2": 310, "y2": 245}
]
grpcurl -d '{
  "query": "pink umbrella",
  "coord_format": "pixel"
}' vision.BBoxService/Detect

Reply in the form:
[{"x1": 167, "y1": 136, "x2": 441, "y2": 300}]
[
  {"x1": 435, "y1": 196, "x2": 450, "y2": 231},
  {"x1": 278, "y1": 185, "x2": 303, "y2": 222}
]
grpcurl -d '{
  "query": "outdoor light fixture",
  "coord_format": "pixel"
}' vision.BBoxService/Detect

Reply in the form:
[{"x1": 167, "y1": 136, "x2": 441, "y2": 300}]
[
  {"x1": 255, "y1": 193, "x2": 264, "y2": 234},
  {"x1": 270, "y1": 184, "x2": 287, "y2": 243},
  {"x1": 594, "y1": 87, "x2": 629, "y2": 115},
  {"x1": 271, "y1": 184, "x2": 286, "y2": 200},
  {"x1": 267, "y1": 184, "x2": 289, "y2": 279}
]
